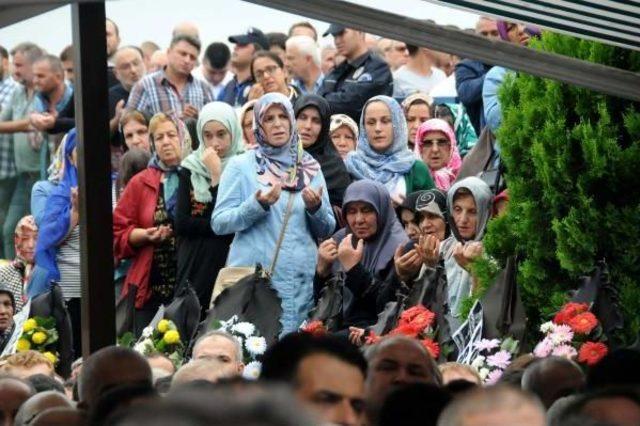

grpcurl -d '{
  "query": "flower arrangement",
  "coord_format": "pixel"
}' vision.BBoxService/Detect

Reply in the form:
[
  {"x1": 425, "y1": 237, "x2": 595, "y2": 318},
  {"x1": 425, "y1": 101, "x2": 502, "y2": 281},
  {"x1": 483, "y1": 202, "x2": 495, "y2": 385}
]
[
  {"x1": 533, "y1": 302, "x2": 608, "y2": 366},
  {"x1": 211, "y1": 316, "x2": 267, "y2": 380},
  {"x1": 132, "y1": 319, "x2": 185, "y2": 369},
  {"x1": 17, "y1": 316, "x2": 59, "y2": 365},
  {"x1": 469, "y1": 337, "x2": 520, "y2": 385}
]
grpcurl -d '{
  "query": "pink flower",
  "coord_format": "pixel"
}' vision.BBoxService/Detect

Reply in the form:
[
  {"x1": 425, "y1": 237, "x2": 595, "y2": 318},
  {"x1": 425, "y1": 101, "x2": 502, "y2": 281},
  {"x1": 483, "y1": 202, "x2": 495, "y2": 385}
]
[
  {"x1": 533, "y1": 338, "x2": 553, "y2": 358},
  {"x1": 551, "y1": 344, "x2": 578, "y2": 359},
  {"x1": 549, "y1": 324, "x2": 574, "y2": 345},
  {"x1": 487, "y1": 350, "x2": 512, "y2": 369},
  {"x1": 485, "y1": 369, "x2": 503, "y2": 385},
  {"x1": 474, "y1": 339, "x2": 501, "y2": 352}
]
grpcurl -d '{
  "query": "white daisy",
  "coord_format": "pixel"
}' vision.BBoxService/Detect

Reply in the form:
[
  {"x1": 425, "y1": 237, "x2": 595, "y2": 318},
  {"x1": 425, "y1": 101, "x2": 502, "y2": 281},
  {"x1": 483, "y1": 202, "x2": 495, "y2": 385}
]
[
  {"x1": 245, "y1": 336, "x2": 267, "y2": 356},
  {"x1": 539, "y1": 321, "x2": 556, "y2": 334},
  {"x1": 142, "y1": 326, "x2": 154, "y2": 338},
  {"x1": 232, "y1": 322, "x2": 256, "y2": 338},
  {"x1": 471, "y1": 355, "x2": 485, "y2": 370},
  {"x1": 479, "y1": 368, "x2": 490, "y2": 381},
  {"x1": 242, "y1": 361, "x2": 262, "y2": 380}
]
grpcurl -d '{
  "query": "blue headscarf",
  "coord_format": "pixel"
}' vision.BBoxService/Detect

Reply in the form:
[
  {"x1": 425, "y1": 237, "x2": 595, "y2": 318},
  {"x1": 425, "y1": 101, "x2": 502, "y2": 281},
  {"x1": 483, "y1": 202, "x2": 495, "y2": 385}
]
[
  {"x1": 29, "y1": 129, "x2": 78, "y2": 298},
  {"x1": 345, "y1": 95, "x2": 416, "y2": 194}
]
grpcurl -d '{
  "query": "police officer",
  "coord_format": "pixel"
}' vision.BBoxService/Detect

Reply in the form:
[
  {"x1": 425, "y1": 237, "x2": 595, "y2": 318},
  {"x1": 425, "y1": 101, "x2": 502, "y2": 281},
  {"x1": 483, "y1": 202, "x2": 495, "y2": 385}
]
[{"x1": 318, "y1": 24, "x2": 393, "y2": 122}]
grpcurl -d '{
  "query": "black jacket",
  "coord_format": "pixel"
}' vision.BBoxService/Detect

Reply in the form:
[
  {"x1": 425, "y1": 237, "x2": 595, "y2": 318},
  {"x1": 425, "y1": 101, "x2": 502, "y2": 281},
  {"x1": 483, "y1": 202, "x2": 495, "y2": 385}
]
[{"x1": 318, "y1": 51, "x2": 393, "y2": 122}]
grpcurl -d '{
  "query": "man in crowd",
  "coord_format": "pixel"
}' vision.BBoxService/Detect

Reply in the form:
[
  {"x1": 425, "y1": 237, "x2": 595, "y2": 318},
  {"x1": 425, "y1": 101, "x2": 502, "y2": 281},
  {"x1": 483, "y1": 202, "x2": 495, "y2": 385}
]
[
  {"x1": 0, "y1": 43, "x2": 44, "y2": 259},
  {"x1": 261, "y1": 333, "x2": 367, "y2": 426},
  {"x1": 172, "y1": 359, "x2": 236, "y2": 386},
  {"x1": 191, "y1": 331, "x2": 245, "y2": 376},
  {"x1": 126, "y1": 34, "x2": 214, "y2": 119},
  {"x1": 0, "y1": 283, "x2": 16, "y2": 353},
  {"x1": 320, "y1": 44, "x2": 338, "y2": 75},
  {"x1": 364, "y1": 336, "x2": 442, "y2": 425},
  {"x1": 0, "y1": 376, "x2": 34, "y2": 426},
  {"x1": 288, "y1": 21, "x2": 318, "y2": 41},
  {"x1": 0, "y1": 45, "x2": 17, "y2": 112},
  {"x1": 106, "y1": 18, "x2": 121, "y2": 87},
  {"x1": 30, "y1": 54, "x2": 75, "y2": 135},
  {"x1": 172, "y1": 21, "x2": 200, "y2": 40},
  {"x1": 319, "y1": 24, "x2": 392, "y2": 121},
  {"x1": 109, "y1": 46, "x2": 146, "y2": 136},
  {"x1": 0, "y1": 351, "x2": 55, "y2": 378},
  {"x1": 148, "y1": 50, "x2": 167, "y2": 73},
  {"x1": 286, "y1": 36, "x2": 324, "y2": 94},
  {"x1": 140, "y1": 40, "x2": 160, "y2": 72},
  {"x1": 220, "y1": 27, "x2": 268, "y2": 107},
  {"x1": 0, "y1": 215, "x2": 37, "y2": 313},
  {"x1": 521, "y1": 356, "x2": 586, "y2": 409},
  {"x1": 377, "y1": 39, "x2": 409, "y2": 71},
  {"x1": 195, "y1": 42, "x2": 232, "y2": 100},
  {"x1": 455, "y1": 16, "x2": 499, "y2": 134},
  {"x1": 59, "y1": 45, "x2": 74, "y2": 84},
  {"x1": 393, "y1": 43, "x2": 446, "y2": 98}
]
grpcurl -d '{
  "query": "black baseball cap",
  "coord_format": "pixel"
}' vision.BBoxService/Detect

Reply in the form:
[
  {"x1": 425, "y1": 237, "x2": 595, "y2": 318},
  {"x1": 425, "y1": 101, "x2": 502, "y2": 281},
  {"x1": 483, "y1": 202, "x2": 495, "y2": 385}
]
[
  {"x1": 228, "y1": 27, "x2": 269, "y2": 50},
  {"x1": 323, "y1": 24, "x2": 346, "y2": 37}
]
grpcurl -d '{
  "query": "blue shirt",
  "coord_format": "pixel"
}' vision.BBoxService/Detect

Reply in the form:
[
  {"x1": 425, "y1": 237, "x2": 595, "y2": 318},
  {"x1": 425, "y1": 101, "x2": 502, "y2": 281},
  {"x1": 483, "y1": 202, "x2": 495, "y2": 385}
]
[
  {"x1": 34, "y1": 83, "x2": 73, "y2": 114},
  {"x1": 292, "y1": 73, "x2": 324, "y2": 95},
  {"x1": 212, "y1": 151, "x2": 335, "y2": 333},
  {"x1": 482, "y1": 66, "x2": 509, "y2": 133}
]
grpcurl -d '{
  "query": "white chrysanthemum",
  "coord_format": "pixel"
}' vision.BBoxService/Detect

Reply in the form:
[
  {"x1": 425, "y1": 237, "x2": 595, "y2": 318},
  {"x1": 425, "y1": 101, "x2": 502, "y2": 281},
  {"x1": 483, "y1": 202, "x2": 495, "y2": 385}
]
[
  {"x1": 232, "y1": 322, "x2": 256, "y2": 338},
  {"x1": 479, "y1": 368, "x2": 490, "y2": 381},
  {"x1": 133, "y1": 342, "x2": 146, "y2": 354},
  {"x1": 245, "y1": 336, "x2": 267, "y2": 356},
  {"x1": 539, "y1": 321, "x2": 556, "y2": 334},
  {"x1": 471, "y1": 355, "x2": 485, "y2": 370},
  {"x1": 142, "y1": 326, "x2": 154, "y2": 338},
  {"x1": 243, "y1": 361, "x2": 262, "y2": 380}
]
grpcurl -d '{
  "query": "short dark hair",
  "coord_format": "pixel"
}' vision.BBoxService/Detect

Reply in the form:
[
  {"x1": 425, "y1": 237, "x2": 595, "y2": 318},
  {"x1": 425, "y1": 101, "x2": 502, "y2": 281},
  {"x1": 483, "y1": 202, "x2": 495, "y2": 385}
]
[
  {"x1": 250, "y1": 50, "x2": 284, "y2": 81},
  {"x1": 203, "y1": 42, "x2": 230, "y2": 69},
  {"x1": 379, "y1": 383, "x2": 452, "y2": 426},
  {"x1": 170, "y1": 34, "x2": 201, "y2": 52},
  {"x1": 27, "y1": 374, "x2": 66, "y2": 394},
  {"x1": 59, "y1": 45, "x2": 73, "y2": 62},
  {"x1": 0, "y1": 45, "x2": 8, "y2": 60},
  {"x1": 406, "y1": 44, "x2": 420, "y2": 56},
  {"x1": 260, "y1": 333, "x2": 367, "y2": 385},
  {"x1": 266, "y1": 32, "x2": 287, "y2": 51},
  {"x1": 288, "y1": 21, "x2": 318, "y2": 40}
]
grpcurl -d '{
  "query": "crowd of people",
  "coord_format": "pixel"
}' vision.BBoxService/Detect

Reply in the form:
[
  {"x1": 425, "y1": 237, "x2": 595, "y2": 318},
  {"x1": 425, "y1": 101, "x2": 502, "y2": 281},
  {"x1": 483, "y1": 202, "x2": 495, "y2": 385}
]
[{"x1": 0, "y1": 14, "x2": 637, "y2": 426}]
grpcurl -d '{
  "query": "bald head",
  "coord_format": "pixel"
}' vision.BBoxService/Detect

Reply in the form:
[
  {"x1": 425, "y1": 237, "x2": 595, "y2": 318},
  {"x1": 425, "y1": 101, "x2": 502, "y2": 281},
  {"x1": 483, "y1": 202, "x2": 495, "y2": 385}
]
[
  {"x1": 172, "y1": 22, "x2": 200, "y2": 40},
  {"x1": 31, "y1": 407, "x2": 83, "y2": 426},
  {"x1": 522, "y1": 357, "x2": 585, "y2": 409},
  {"x1": 0, "y1": 376, "x2": 35, "y2": 426},
  {"x1": 78, "y1": 346, "x2": 152, "y2": 410},
  {"x1": 14, "y1": 390, "x2": 72, "y2": 426}
]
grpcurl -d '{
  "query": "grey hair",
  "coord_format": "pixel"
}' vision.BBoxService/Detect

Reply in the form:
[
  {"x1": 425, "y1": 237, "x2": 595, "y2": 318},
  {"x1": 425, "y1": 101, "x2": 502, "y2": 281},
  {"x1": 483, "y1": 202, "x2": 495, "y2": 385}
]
[
  {"x1": 10, "y1": 42, "x2": 44, "y2": 64},
  {"x1": 285, "y1": 35, "x2": 320, "y2": 67},
  {"x1": 193, "y1": 330, "x2": 243, "y2": 362}
]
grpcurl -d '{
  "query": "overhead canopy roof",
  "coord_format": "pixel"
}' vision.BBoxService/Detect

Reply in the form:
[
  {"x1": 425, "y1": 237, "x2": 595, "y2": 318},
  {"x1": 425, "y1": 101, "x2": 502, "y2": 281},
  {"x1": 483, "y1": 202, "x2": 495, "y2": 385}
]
[{"x1": 427, "y1": 0, "x2": 640, "y2": 52}]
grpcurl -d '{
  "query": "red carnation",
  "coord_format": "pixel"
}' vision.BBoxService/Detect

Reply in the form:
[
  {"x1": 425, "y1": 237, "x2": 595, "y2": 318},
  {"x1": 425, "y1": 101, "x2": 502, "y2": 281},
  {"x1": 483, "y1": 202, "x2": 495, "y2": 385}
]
[
  {"x1": 365, "y1": 332, "x2": 381, "y2": 345},
  {"x1": 421, "y1": 338, "x2": 440, "y2": 359},
  {"x1": 301, "y1": 320, "x2": 327, "y2": 337},
  {"x1": 553, "y1": 302, "x2": 589, "y2": 325},
  {"x1": 409, "y1": 311, "x2": 436, "y2": 333},
  {"x1": 568, "y1": 312, "x2": 598, "y2": 335},
  {"x1": 398, "y1": 305, "x2": 428, "y2": 325},
  {"x1": 389, "y1": 323, "x2": 420, "y2": 338},
  {"x1": 578, "y1": 341, "x2": 608, "y2": 366}
]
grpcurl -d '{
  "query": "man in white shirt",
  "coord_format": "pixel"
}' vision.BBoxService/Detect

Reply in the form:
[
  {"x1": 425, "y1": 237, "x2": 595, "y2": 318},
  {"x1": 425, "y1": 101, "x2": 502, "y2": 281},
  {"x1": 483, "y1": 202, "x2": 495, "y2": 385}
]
[
  {"x1": 193, "y1": 42, "x2": 233, "y2": 100},
  {"x1": 393, "y1": 44, "x2": 446, "y2": 99}
]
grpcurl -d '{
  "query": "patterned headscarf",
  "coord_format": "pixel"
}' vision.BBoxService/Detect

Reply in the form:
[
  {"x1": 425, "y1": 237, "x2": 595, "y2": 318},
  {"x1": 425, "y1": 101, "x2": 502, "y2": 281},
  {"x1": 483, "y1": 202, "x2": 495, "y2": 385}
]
[
  {"x1": 181, "y1": 102, "x2": 244, "y2": 203},
  {"x1": 253, "y1": 93, "x2": 320, "y2": 191},
  {"x1": 345, "y1": 95, "x2": 416, "y2": 195},
  {"x1": 414, "y1": 118, "x2": 462, "y2": 191}
]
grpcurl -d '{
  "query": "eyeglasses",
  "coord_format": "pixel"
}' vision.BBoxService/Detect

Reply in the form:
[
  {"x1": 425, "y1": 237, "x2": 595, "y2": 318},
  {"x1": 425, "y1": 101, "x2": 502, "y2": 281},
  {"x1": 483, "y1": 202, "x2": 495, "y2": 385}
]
[
  {"x1": 422, "y1": 138, "x2": 450, "y2": 149},
  {"x1": 254, "y1": 65, "x2": 281, "y2": 81}
]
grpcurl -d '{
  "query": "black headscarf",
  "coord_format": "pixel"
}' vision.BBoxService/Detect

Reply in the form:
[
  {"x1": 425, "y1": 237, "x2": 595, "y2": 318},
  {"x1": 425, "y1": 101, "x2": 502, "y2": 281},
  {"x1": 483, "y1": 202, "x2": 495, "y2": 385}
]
[
  {"x1": 398, "y1": 189, "x2": 450, "y2": 239},
  {"x1": 294, "y1": 94, "x2": 351, "y2": 206}
]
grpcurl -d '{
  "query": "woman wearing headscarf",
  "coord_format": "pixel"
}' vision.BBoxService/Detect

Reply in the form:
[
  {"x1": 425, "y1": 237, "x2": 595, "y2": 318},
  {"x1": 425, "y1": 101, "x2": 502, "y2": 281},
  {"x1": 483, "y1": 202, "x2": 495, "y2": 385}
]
[
  {"x1": 176, "y1": 102, "x2": 243, "y2": 313},
  {"x1": 315, "y1": 180, "x2": 409, "y2": 330},
  {"x1": 432, "y1": 103, "x2": 478, "y2": 157},
  {"x1": 401, "y1": 92, "x2": 432, "y2": 152},
  {"x1": 113, "y1": 112, "x2": 187, "y2": 336},
  {"x1": 329, "y1": 114, "x2": 358, "y2": 161},
  {"x1": 414, "y1": 118, "x2": 462, "y2": 191},
  {"x1": 294, "y1": 94, "x2": 351, "y2": 209},
  {"x1": 396, "y1": 189, "x2": 450, "y2": 244},
  {"x1": 212, "y1": 93, "x2": 335, "y2": 334},
  {"x1": 345, "y1": 96, "x2": 434, "y2": 204}
]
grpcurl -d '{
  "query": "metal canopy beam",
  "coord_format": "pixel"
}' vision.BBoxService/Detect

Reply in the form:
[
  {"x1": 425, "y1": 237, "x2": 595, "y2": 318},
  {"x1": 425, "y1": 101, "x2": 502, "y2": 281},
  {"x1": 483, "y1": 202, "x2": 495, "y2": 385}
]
[
  {"x1": 72, "y1": 1, "x2": 115, "y2": 355},
  {"x1": 0, "y1": 4, "x2": 60, "y2": 29},
  {"x1": 241, "y1": 0, "x2": 640, "y2": 102}
]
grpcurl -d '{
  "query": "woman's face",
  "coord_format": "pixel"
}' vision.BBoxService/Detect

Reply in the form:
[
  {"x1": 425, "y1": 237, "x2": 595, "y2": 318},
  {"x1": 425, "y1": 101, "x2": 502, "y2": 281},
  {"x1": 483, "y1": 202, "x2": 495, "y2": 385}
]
[
  {"x1": 253, "y1": 56, "x2": 287, "y2": 94},
  {"x1": 123, "y1": 120, "x2": 151, "y2": 152},
  {"x1": 364, "y1": 101, "x2": 394, "y2": 153},
  {"x1": 261, "y1": 105, "x2": 291, "y2": 147},
  {"x1": 331, "y1": 126, "x2": 356, "y2": 159},
  {"x1": 507, "y1": 23, "x2": 530, "y2": 46},
  {"x1": 202, "y1": 120, "x2": 232, "y2": 156},
  {"x1": 452, "y1": 193, "x2": 477, "y2": 240},
  {"x1": 153, "y1": 120, "x2": 181, "y2": 166},
  {"x1": 406, "y1": 103, "x2": 430, "y2": 146},
  {"x1": 242, "y1": 108, "x2": 257, "y2": 148},
  {"x1": 400, "y1": 209, "x2": 420, "y2": 243},
  {"x1": 419, "y1": 212, "x2": 446, "y2": 241},
  {"x1": 345, "y1": 201, "x2": 378, "y2": 240},
  {"x1": 421, "y1": 130, "x2": 452, "y2": 171},
  {"x1": 297, "y1": 106, "x2": 322, "y2": 149}
]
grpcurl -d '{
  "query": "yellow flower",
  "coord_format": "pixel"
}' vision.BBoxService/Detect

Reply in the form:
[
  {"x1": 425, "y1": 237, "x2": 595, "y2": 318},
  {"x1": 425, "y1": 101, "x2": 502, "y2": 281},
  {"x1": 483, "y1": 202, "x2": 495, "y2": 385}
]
[
  {"x1": 163, "y1": 330, "x2": 180, "y2": 345},
  {"x1": 32, "y1": 331, "x2": 48, "y2": 345},
  {"x1": 23, "y1": 318, "x2": 37, "y2": 332},
  {"x1": 43, "y1": 352, "x2": 58, "y2": 365},
  {"x1": 157, "y1": 319, "x2": 170, "y2": 334},
  {"x1": 16, "y1": 338, "x2": 31, "y2": 352}
]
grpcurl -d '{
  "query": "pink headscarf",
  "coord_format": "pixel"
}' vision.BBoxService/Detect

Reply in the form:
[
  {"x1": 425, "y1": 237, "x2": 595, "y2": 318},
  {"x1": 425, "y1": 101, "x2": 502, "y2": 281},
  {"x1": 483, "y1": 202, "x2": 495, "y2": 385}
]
[{"x1": 414, "y1": 118, "x2": 462, "y2": 191}]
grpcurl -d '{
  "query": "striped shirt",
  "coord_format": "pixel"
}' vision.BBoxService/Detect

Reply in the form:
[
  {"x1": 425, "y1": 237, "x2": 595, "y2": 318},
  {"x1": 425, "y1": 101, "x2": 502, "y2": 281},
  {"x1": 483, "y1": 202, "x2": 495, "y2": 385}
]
[
  {"x1": 126, "y1": 69, "x2": 215, "y2": 117},
  {"x1": 0, "y1": 77, "x2": 17, "y2": 112},
  {"x1": 56, "y1": 225, "x2": 81, "y2": 299}
]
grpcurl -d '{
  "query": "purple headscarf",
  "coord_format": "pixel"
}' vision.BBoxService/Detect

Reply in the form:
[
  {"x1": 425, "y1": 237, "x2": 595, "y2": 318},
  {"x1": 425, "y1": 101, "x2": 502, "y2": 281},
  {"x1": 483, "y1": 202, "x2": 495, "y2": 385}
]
[
  {"x1": 496, "y1": 20, "x2": 511, "y2": 41},
  {"x1": 332, "y1": 180, "x2": 408, "y2": 273}
]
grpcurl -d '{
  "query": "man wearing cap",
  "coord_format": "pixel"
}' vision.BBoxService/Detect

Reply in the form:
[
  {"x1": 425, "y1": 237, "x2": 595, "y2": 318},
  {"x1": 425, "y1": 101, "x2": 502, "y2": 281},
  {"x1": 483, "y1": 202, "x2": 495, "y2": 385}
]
[
  {"x1": 0, "y1": 283, "x2": 16, "y2": 354},
  {"x1": 318, "y1": 25, "x2": 392, "y2": 122},
  {"x1": 219, "y1": 27, "x2": 268, "y2": 107},
  {"x1": 0, "y1": 215, "x2": 37, "y2": 313}
]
